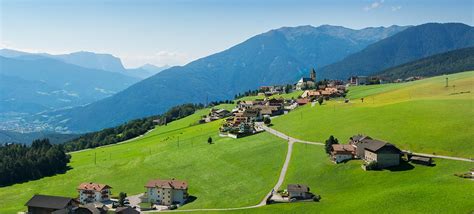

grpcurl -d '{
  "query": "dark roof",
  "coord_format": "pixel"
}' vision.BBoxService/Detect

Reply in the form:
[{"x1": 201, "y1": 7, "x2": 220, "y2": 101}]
[
  {"x1": 25, "y1": 194, "x2": 75, "y2": 210},
  {"x1": 287, "y1": 184, "x2": 309, "y2": 193},
  {"x1": 300, "y1": 77, "x2": 314, "y2": 82},
  {"x1": 364, "y1": 140, "x2": 401, "y2": 154},
  {"x1": 411, "y1": 156, "x2": 432, "y2": 162},
  {"x1": 351, "y1": 134, "x2": 372, "y2": 142},
  {"x1": 115, "y1": 207, "x2": 140, "y2": 214}
]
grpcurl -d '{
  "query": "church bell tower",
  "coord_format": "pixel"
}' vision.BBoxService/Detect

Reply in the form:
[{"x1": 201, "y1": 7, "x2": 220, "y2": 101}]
[{"x1": 310, "y1": 68, "x2": 316, "y2": 82}]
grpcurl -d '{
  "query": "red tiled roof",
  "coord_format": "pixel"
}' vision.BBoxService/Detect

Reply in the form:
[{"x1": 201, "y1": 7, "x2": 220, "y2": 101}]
[
  {"x1": 331, "y1": 144, "x2": 355, "y2": 154},
  {"x1": 145, "y1": 178, "x2": 188, "y2": 190},
  {"x1": 77, "y1": 183, "x2": 112, "y2": 191}
]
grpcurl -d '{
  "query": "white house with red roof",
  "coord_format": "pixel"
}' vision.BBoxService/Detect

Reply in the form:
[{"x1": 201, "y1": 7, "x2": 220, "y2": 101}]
[
  {"x1": 141, "y1": 178, "x2": 188, "y2": 206},
  {"x1": 77, "y1": 182, "x2": 112, "y2": 204}
]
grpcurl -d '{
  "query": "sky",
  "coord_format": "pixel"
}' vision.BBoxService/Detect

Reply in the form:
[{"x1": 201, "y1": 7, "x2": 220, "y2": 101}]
[{"x1": 1, "y1": 0, "x2": 473, "y2": 68}]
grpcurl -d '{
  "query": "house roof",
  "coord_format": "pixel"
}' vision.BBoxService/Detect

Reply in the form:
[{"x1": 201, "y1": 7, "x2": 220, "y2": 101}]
[
  {"x1": 296, "y1": 98, "x2": 309, "y2": 105},
  {"x1": 350, "y1": 135, "x2": 372, "y2": 143},
  {"x1": 145, "y1": 178, "x2": 188, "y2": 190},
  {"x1": 410, "y1": 156, "x2": 432, "y2": 162},
  {"x1": 115, "y1": 206, "x2": 140, "y2": 214},
  {"x1": 299, "y1": 77, "x2": 314, "y2": 82},
  {"x1": 287, "y1": 184, "x2": 310, "y2": 193},
  {"x1": 25, "y1": 194, "x2": 75, "y2": 210},
  {"x1": 77, "y1": 182, "x2": 112, "y2": 191},
  {"x1": 331, "y1": 144, "x2": 355, "y2": 154},
  {"x1": 364, "y1": 140, "x2": 401, "y2": 153}
]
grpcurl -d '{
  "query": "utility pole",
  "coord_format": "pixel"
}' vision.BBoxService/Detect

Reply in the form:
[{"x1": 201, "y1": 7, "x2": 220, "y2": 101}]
[
  {"x1": 94, "y1": 152, "x2": 97, "y2": 165},
  {"x1": 445, "y1": 77, "x2": 448, "y2": 87}
]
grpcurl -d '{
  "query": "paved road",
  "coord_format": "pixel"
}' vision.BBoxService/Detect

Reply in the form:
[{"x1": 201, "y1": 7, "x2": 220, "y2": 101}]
[
  {"x1": 404, "y1": 151, "x2": 474, "y2": 163},
  {"x1": 260, "y1": 123, "x2": 473, "y2": 163}
]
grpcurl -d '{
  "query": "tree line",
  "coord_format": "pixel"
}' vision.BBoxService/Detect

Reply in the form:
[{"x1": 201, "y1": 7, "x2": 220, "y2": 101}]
[{"x1": 0, "y1": 139, "x2": 71, "y2": 187}]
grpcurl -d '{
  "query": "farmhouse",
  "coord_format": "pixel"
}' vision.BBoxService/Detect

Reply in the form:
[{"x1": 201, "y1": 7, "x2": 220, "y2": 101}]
[
  {"x1": 296, "y1": 68, "x2": 316, "y2": 90},
  {"x1": 331, "y1": 144, "x2": 355, "y2": 163},
  {"x1": 348, "y1": 76, "x2": 369, "y2": 86},
  {"x1": 364, "y1": 141, "x2": 402, "y2": 168},
  {"x1": 77, "y1": 182, "x2": 112, "y2": 204},
  {"x1": 200, "y1": 108, "x2": 231, "y2": 123},
  {"x1": 296, "y1": 98, "x2": 310, "y2": 106},
  {"x1": 348, "y1": 135, "x2": 373, "y2": 158},
  {"x1": 301, "y1": 90, "x2": 320, "y2": 99},
  {"x1": 141, "y1": 178, "x2": 189, "y2": 206},
  {"x1": 287, "y1": 184, "x2": 313, "y2": 199},
  {"x1": 25, "y1": 194, "x2": 79, "y2": 214}
]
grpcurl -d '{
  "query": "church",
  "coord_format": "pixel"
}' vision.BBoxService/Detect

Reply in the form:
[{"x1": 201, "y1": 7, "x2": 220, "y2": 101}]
[{"x1": 296, "y1": 68, "x2": 316, "y2": 90}]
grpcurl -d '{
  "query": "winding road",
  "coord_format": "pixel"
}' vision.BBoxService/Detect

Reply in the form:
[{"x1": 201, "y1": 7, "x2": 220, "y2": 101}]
[{"x1": 145, "y1": 123, "x2": 472, "y2": 213}]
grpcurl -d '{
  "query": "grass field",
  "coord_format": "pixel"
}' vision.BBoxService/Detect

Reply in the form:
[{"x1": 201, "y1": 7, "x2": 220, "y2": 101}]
[
  {"x1": 217, "y1": 143, "x2": 474, "y2": 213},
  {"x1": 2, "y1": 72, "x2": 473, "y2": 213},
  {"x1": 271, "y1": 71, "x2": 474, "y2": 157},
  {"x1": 0, "y1": 106, "x2": 287, "y2": 213}
]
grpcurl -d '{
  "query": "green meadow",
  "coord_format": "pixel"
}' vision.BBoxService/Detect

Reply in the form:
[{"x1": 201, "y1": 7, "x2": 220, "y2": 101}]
[
  {"x1": 1, "y1": 72, "x2": 473, "y2": 213},
  {"x1": 0, "y1": 107, "x2": 287, "y2": 213},
  {"x1": 214, "y1": 143, "x2": 474, "y2": 214},
  {"x1": 271, "y1": 71, "x2": 474, "y2": 157}
]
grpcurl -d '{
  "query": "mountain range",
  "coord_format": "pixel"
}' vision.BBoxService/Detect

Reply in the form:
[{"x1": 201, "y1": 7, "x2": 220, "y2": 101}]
[
  {"x1": 30, "y1": 24, "x2": 412, "y2": 132},
  {"x1": 3, "y1": 23, "x2": 473, "y2": 133},
  {"x1": 319, "y1": 23, "x2": 474, "y2": 79},
  {"x1": 0, "y1": 56, "x2": 139, "y2": 114}
]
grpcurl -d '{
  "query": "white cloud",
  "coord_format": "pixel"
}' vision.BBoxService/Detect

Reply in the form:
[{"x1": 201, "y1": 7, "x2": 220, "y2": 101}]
[
  {"x1": 364, "y1": 0, "x2": 384, "y2": 11},
  {"x1": 391, "y1": 6, "x2": 402, "y2": 11},
  {"x1": 120, "y1": 51, "x2": 193, "y2": 68}
]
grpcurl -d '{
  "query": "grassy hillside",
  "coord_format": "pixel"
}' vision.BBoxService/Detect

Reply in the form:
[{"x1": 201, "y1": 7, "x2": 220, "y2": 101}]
[
  {"x1": 271, "y1": 71, "x2": 474, "y2": 157},
  {"x1": 219, "y1": 144, "x2": 474, "y2": 214},
  {"x1": 0, "y1": 106, "x2": 287, "y2": 213}
]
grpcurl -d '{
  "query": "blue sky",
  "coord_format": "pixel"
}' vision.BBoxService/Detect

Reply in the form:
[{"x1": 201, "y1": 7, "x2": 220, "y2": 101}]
[{"x1": 1, "y1": 0, "x2": 472, "y2": 67}]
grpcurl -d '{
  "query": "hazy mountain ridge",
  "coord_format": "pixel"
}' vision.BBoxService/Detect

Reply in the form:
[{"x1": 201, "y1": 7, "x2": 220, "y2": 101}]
[
  {"x1": 0, "y1": 56, "x2": 140, "y2": 114},
  {"x1": 34, "y1": 24, "x2": 409, "y2": 132},
  {"x1": 319, "y1": 23, "x2": 474, "y2": 79}
]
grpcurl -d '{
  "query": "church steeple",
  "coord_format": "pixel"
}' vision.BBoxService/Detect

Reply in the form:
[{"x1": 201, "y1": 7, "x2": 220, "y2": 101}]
[{"x1": 310, "y1": 68, "x2": 316, "y2": 82}]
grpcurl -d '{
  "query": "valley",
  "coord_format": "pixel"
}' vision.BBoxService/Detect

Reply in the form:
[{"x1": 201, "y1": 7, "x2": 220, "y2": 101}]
[{"x1": 1, "y1": 71, "x2": 473, "y2": 213}]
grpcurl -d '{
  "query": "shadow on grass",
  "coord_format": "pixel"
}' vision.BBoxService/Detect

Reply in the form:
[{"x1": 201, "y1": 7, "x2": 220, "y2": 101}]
[
  {"x1": 0, "y1": 165, "x2": 73, "y2": 187},
  {"x1": 387, "y1": 161, "x2": 415, "y2": 172},
  {"x1": 184, "y1": 195, "x2": 197, "y2": 206}
]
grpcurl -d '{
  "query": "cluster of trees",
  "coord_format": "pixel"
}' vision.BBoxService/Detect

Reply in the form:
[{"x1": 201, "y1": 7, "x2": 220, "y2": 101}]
[
  {"x1": 234, "y1": 89, "x2": 260, "y2": 99},
  {"x1": 376, "y1": 47, "x2": 474, "y2": 81},
  {"x1": 324, "y1": 135, "x2": 339, "y2": 155},
  {"x1": 63, "y1": 103, "x2": 205, "y2": 152},
  {"x1": 0, "y1": 139, "x2": 70, "y2": 186}
]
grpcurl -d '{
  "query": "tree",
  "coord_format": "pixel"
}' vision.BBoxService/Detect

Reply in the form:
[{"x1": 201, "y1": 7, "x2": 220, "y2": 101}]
[
  {"x1": 207, "y1": 137, "x2": 213, "y2": 144},
  {"x1": 285, "y1": 84, "x2": 292, "y2": 94},
  {"x1": 324, "y1": 135, "x2": 339, "y2": 155},
  {"x1": 318, "y1": 97, "x2": 324, "y2": 105},
  {"x1": 118, "y1": 192, "x2": 127, "y2": 206},
  {"x1": 263, "y1": 117, "x2": 271, "y2": 125}
]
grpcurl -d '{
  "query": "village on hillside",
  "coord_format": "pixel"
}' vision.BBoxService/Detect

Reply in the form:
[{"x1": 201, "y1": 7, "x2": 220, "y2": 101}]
[{"x1": 17, "y1": 68, "x2": 468, "y2": 214}]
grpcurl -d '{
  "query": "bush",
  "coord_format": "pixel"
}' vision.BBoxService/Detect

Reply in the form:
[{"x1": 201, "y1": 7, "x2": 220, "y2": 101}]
[
  {"x1": 365, "y1": 161, "x2": 378, "y2": 170},
  {"x1": 263, "y1": 117, "x2": 271, "y2": 125}
]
